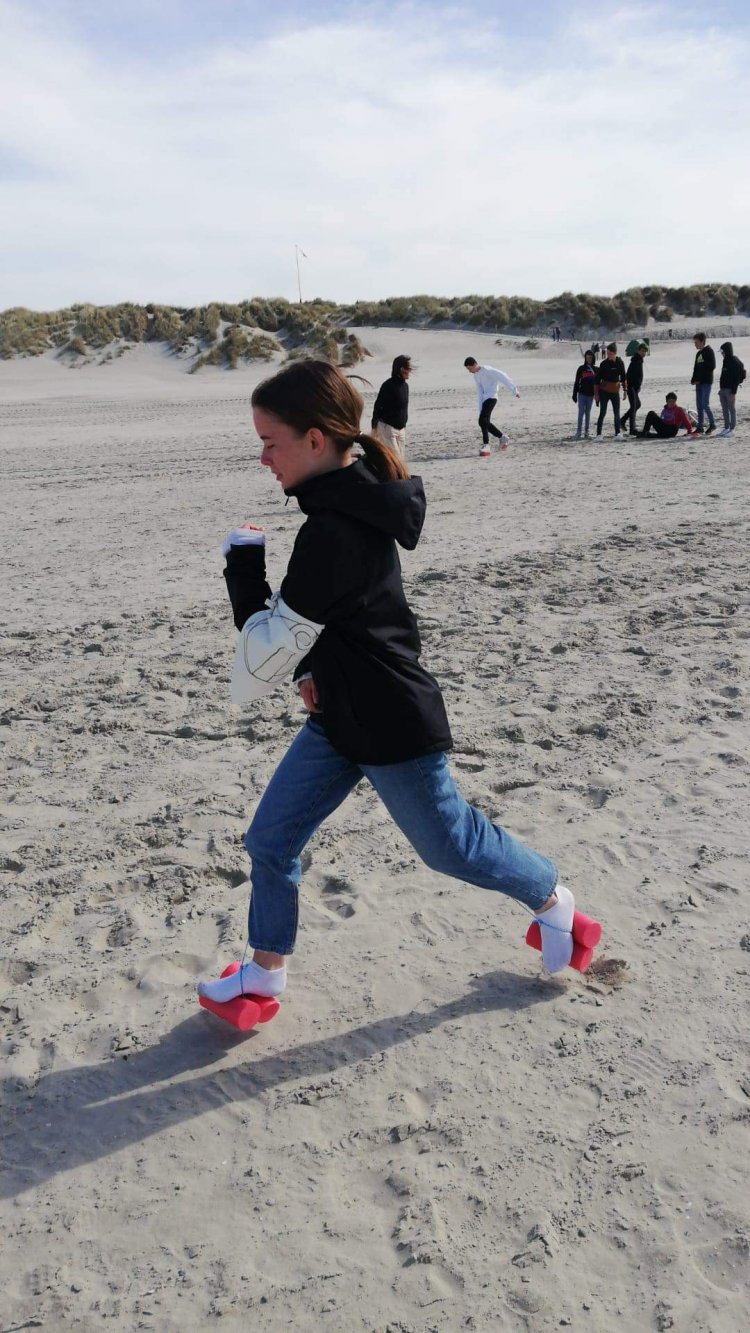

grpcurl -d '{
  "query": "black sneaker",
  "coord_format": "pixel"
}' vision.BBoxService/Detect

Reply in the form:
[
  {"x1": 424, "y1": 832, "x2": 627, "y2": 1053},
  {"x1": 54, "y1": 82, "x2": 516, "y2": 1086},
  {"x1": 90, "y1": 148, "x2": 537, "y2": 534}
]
[
  {"x1": 695, "y1": 425, "x2": 705, "y2": 434},
  {"x1": 705, "y1": 425, "x2": 716, "y2": 436}
]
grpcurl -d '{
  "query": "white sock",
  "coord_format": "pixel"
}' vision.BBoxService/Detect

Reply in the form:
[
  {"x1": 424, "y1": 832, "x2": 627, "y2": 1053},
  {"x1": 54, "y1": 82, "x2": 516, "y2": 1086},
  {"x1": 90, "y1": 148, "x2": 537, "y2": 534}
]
[
  {"x1": 197, "y1": 960, "x2": 287, "y2": 1003},
  {"x1": 534, "y1": 884, "x2": 574, "y2": 973}
]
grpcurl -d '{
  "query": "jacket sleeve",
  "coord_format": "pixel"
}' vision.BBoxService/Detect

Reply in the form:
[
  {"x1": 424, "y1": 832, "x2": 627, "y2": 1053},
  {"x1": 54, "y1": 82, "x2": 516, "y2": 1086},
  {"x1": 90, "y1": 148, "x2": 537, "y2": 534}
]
[
  {"x1": 223, "y1": 544, "x2": 273, "y2": 631},
  {"x1": 573, "y1": 367, "x2": 581, "y2": 398},
  {"x1": 371, "y1": 380, "x2": 387, "y2": 426},
  {"x1": 488, "y1": 367, "x2": 517, "y2": 395}
]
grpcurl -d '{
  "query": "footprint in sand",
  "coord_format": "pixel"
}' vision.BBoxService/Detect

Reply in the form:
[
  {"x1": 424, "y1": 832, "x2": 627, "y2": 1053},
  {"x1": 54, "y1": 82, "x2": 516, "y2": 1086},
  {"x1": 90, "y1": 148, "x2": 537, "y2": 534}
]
[{"x1": 586, "y1": 957, "x2": 630, "y2": 988}]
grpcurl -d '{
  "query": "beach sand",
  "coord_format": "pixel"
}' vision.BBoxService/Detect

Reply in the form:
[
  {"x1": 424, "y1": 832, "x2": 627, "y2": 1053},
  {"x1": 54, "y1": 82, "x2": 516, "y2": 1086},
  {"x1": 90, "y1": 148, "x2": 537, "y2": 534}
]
[{"x1": 1, "y1": 328, "x2": 748, "y2": 1331}]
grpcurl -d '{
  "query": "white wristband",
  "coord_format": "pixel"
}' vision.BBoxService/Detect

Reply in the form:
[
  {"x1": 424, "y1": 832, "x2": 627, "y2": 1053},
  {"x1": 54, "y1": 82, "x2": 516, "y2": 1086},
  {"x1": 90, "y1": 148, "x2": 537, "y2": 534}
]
[{"x1": 222, "y1": 525, "x2": 266, "y2": 556}]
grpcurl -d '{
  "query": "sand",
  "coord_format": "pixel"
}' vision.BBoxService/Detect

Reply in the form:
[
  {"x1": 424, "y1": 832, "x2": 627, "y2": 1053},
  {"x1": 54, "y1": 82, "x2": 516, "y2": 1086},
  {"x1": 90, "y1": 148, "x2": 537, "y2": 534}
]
[{"x1": 1, "y1": 328, "x2": 749, "y2": 1332}]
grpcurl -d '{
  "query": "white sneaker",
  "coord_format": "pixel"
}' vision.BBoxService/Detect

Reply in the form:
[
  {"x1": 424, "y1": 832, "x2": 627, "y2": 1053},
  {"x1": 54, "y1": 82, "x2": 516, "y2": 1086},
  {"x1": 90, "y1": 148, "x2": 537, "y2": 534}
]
[
  {"x1": 717, "y1": 427, "x2": 732, "y2": 437},
  {"x1": 613, "y1": 432, "x2": 625, "y2": 441},
  {"x1": 479, "y1": 447, "x2": 491, "y2": 457},
  {"x1": 499, "y1": 433, "x2": 511, "y2": 450}
]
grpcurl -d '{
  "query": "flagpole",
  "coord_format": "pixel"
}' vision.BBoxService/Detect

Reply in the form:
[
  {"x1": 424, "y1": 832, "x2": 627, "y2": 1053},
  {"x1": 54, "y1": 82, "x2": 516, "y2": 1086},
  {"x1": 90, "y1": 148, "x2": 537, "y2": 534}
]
[{"x1": 295, "y1": 245, "x2": 302, "y2": 304}]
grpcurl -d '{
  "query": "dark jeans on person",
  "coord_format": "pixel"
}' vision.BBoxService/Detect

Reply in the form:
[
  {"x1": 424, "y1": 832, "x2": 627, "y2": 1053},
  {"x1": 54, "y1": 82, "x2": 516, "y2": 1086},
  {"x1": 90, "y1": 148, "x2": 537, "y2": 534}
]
[
  {"x1": 695, "y1": 381, "x2": 715, "y2": 430},
  {"x1": 596, "y1": 390, "x2": 621, "y2": 435},
  {"x1": 478, "y1": 398, "x2": 504, "y2": 444},
  {"x1": 620, "y1": 389, "x2": 641, "y2": 434},
  {"x1": 639, "y1": 411, "x2": 678, "y2": 439}
]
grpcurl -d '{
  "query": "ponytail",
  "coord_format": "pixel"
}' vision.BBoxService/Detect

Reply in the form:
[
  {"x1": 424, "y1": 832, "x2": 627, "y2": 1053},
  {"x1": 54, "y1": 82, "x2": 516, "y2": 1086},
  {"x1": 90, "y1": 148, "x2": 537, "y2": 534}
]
[
  {"x1": 354, "y1": 429, "x2": 410, "y2": 482},
  {"x1": 252, "y1": 359, "x2": 411, "y2": 483}
]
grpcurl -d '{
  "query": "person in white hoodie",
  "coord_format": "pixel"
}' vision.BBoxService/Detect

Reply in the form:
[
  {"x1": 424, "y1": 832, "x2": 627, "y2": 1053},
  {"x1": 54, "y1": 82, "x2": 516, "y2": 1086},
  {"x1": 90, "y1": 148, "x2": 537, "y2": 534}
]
[{"x1": 464, "y1": 356, "x2": 521, "y2": 456}]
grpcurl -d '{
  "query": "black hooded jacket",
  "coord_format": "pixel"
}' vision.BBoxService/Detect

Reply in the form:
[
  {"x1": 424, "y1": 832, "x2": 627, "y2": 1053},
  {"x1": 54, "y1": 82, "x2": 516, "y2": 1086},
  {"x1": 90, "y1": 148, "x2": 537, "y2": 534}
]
[
  {"x1": 371, "y1": 374, "x2": 409, "y2": 430},
  {"x1": 719, "y1": 342, "x2": 745, "y2": 393},
  {"x1": 223, "y1": 459, "x2": 452, "y2": 764},
  {"x1": 626, "y1": 353, "x2": 644, "y2": 394},
  {"x1": 691, "y1": 344, "x2": 715, "y2": 385}
]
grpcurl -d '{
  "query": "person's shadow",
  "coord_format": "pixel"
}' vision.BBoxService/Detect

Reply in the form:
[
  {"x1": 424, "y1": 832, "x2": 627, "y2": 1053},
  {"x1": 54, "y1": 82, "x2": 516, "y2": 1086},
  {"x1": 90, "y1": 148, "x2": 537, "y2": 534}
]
[{"x1": 2, "y1": 968, "x2": 557, "y2": 1199}]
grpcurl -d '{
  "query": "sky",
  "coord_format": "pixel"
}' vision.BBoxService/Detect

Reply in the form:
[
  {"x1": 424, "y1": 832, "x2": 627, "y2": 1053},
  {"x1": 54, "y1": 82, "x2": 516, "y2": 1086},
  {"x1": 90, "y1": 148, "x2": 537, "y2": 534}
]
[{"x1": 2, "y1": 0, "x2": 749, "y2": 309}]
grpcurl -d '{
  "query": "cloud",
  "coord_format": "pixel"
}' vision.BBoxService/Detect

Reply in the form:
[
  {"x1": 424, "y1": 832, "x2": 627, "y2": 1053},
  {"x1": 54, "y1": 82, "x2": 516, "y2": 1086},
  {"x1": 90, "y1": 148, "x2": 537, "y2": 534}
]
[{"x1": 1, "y1": 0, "x2": 749, "y2": 307}]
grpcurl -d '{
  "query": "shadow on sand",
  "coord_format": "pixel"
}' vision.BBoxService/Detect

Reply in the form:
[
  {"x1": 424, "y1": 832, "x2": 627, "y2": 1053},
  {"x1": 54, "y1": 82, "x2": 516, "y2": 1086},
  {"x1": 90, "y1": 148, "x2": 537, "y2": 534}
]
[{"x1": 2, "y1": 967, "x2": 557, "y2": 1199}]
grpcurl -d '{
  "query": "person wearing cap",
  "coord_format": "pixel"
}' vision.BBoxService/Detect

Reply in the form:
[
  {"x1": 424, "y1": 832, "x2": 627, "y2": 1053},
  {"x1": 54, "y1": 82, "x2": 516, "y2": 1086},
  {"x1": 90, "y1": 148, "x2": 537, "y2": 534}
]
[
  {"x1": 594, "y1": 342, "x2": 626, "y2": 440},
  {"x1": 621, "y1": 343, "x2": 648, "y2": 436},
  {"x1": 372, "y1": 354, "x2": 412, "y2": 458},
  {"x1": 690, "y1": 333, "x2": 716, "y2": 435},
  {"x1": 717, "y1": 341, "x2": 746, "y2": 437}
]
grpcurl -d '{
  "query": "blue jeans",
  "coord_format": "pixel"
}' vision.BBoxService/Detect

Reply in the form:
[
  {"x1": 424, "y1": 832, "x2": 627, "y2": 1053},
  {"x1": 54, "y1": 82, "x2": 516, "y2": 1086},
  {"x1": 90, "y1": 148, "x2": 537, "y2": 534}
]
[
  {"x1": 576, "y1": 395, "x2": 593, "y2": 435},
  {"x1": 245, "y1": 719, "x2": 558, "y2": 953},
  {"x1": 695, "y1": 382, "x2": 715, "y2": 430}
]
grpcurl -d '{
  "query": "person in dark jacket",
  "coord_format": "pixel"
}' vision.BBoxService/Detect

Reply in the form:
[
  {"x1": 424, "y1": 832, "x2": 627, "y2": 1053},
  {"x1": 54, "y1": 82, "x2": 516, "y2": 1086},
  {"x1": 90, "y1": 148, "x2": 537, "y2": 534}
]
[
  {"x1": 690, "y1": 332, "x2": 716, "y2": 434},
  {"x1": 595, "y1": 343, "x2": 626, "y2": 439},
  {"x1": 620, "y1": 343, "x2": 648, "y2": 435},
  {"x1": 571, "y1": 349, "x2": 597, "y2": 438},
  {"x1": 718, "y1": 341, "x2": 745, "y2": 436},
  {"x1": 198, "y1": 360, "x2": 589, "y2": 1004},
  {"x1": 371, "y1": 354, "x2": 411, "y2": 458}
]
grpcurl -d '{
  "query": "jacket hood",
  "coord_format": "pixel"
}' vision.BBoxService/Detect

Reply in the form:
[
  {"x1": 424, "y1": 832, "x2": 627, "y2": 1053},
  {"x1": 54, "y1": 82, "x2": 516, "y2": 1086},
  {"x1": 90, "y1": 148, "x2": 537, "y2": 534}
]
[
  {"x1": 720, "y1": 341, "x2": 733, "y2": 355},
  {"x1": 286, "y1": 458, "x2": 427, "y2": 550}
]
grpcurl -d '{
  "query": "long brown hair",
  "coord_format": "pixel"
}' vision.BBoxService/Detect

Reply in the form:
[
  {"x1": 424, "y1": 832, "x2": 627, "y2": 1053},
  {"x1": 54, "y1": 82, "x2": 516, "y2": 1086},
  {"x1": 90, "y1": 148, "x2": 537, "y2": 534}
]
[{"x1": 251, "y1": 359, "x2": 410, "y2": 482}]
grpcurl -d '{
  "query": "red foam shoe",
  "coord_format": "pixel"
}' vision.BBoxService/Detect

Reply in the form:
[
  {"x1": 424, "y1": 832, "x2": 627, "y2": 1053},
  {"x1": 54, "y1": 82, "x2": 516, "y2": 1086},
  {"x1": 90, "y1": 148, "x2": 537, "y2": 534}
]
[
  {"x1": 525, "y1": 910, "x2": 601, "y2": 974},
  {"x1": 198, "y1": 962, "x2": 280, "y2": 1031}
]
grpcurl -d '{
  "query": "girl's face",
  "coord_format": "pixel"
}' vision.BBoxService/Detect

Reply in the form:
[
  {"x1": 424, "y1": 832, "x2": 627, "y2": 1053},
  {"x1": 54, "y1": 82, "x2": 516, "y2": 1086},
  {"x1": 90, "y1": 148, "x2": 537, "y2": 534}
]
[{"x1": 254, "y1": 407, "x2": 319, "y2": 491}]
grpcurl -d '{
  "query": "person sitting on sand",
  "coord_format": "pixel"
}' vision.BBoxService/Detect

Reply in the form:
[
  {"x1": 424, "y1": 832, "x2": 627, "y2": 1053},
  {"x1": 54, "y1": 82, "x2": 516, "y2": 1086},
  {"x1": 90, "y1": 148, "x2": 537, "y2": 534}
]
[
  {"x1": 197, "y1": 360, "x2": 587, "y2": 1008},
  {"x1": 464, "y1": 356, "x2": 521, "y2": 457},
  {"x1": 571, "y1": 349, "x2": 597, "y2": 439},
  {"x1": 637, "y1": 392, "x2": 699, "y2": 439},
  {"x1": 371, "y1": 354, "x2": 411, "y2": 458}
]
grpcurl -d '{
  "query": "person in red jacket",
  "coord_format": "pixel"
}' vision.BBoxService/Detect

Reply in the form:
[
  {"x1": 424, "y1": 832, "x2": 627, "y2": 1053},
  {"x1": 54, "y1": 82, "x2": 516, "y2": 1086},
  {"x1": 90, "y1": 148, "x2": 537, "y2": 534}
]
[{"x1": 637, "y1": 393, "x2": 699, "y2": 439}]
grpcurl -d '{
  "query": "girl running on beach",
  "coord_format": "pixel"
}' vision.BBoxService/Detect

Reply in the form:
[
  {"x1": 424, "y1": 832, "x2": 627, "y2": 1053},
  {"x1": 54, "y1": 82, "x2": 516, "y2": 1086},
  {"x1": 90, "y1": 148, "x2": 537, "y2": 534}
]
[{"x1": 197, "y1": 360, "x2": 580, "y2": 1006}]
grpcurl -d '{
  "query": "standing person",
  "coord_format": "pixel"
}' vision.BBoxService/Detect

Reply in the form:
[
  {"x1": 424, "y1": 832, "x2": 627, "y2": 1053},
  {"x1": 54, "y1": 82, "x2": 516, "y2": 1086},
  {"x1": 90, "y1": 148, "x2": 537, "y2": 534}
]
[
  {"x1": 594, "y1": 342, "x2": 626, "y2": 440},
  {"x1": 464, "y1": 356, "x2": 521, "y2": 457},
  {"x1": 717, "y1": 341, "x2": 745, "y2": 437},
  {"x1": 571, "y1": 349, "x2": 597, "y2": 439},
  {"x1": 690, "y1": 332, "x2": 716, "y2": 435},
  {"x1": 371, "y1": 354, "x2": 412, "y2": 457},
  {"x1": 637, "y1": 392, "x2": 698, "y2": 439},
  {"x1": 621, "y1": 342, "x2": 648, "y2": 435},
  {"x1": 197, "y1": 360, "x2": 588, "y2": 1007}
]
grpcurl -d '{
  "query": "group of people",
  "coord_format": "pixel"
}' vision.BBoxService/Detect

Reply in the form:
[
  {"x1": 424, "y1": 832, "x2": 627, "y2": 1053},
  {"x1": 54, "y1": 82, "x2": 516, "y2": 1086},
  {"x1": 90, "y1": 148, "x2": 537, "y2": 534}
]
[
  {"x1": 571, "y1": 333, "x2": 745, "y2": 442},
  {"x1": 368, "y1": 334, "x2": 744, "y2": 462},
  {"x1": 370, "y1": 353, "x2": 522, "y2": 458}
]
